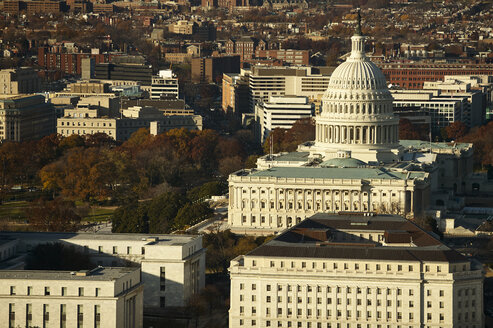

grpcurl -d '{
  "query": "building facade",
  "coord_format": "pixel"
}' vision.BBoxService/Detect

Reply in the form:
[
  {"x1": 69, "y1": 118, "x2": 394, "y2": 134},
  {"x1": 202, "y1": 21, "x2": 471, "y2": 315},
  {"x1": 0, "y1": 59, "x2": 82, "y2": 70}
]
[
  {"x1": 0, "y1": 267, "x2": 143, "y2": 328},
  {"x1": 0, "y1": 232, "x2": 205, "y2": 309},
  {"x1": 0, "y1": 68, "x2": 41, "y2": 95},
  {"x1": 254, "y1": 96, "x2": 314, "y2": 143},
  {"x1": 229, "y1": 213, "x2": 484, "y2": 328},
  {"x1": 0, "y1": 95, "x2": 55, "y2": 142},
  {"x1": 247, "y1": 66, "x2": 332, "y2": 112},
  {"x1": 151, "y1": 70, "x2": 179, "y2": 100}
]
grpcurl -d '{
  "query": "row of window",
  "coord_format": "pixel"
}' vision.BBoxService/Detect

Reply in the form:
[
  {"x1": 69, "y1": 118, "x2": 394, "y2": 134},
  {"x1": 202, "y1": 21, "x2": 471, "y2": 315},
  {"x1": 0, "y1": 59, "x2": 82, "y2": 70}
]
[
  {"x1": 10, "y1": 286, "x2": 100, "y2": 297},
  {"x1": 8, "y1": 303, "x2": 100, "y2": 328}
]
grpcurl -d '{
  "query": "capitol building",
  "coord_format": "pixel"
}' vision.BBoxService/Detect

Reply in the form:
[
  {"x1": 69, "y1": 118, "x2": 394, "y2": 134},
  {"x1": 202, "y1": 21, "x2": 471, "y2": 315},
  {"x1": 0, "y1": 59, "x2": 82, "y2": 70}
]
[{"x1": 228, "y1": 23, "x2": 474, "y2": 235}]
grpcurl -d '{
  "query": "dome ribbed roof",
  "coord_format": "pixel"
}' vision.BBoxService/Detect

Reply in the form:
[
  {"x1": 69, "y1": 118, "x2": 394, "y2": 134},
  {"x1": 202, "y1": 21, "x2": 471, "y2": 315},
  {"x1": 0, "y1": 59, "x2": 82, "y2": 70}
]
[{"x1": 328, "y1": 59, "x2": 387, "y2": 91}]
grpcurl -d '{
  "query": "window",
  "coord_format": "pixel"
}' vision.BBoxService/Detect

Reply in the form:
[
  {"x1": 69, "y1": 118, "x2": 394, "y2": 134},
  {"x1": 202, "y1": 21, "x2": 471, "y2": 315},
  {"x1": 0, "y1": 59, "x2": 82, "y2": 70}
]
[
  {"x1": 94, "y1": 305, "x2": 101, "y2": 328},
  {"x1": 95, "y1": 288, "x2": 100, "y2": 297},
  {"x1": 141, "y1": 247, "x2": 145, "y2": 255},
  {"x1": 61, "y1": 287, "x2": 67, "y2": 296},
  {"x1": 10, "y1": 286, "x2": 15, "y2": 295},
  {"x1": 44, "y1": 287, "x2": 50, "y2": 296},
  {"x1": 127, "y1": 246, "x2": 132, "y2": 254},
  {"x1": 112, "y1": 246, "x2": 117, "y2": 254},
  {"x1": 160, "y1": 297, "x2": 166, "y2": 308},
  {"x1": 8, "y1": 303, "x2": 15, "y2": 328},
  {"x1": 77, "y1": 305, "x2": 83, "y2": 328},
  {"x1": 43, "y1": 304, "x2": 49, "y2": 325},
  {"x1": 78, "y1": 287, "x2": 84, "y2": 297},
  {"x1": 252, "y1": 284, "x2": 256, "y2": 290},
  {"x1": 98, "y1": 246, "x2": 103, "y2": 253},
  {"x1": 160, "y1": 267, "x2": 166, "y2": 291},
  {"x1": 27, "y1": 286, "x2": 32, "y2": 296}
]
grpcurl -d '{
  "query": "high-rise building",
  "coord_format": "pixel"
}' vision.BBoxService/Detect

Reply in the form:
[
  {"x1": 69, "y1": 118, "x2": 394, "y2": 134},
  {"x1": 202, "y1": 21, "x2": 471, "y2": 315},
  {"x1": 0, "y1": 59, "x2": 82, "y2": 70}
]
[
  {"x1": 229, "y1": 212, "x2": 484, "y2": 328},
  {"x1": 222, "y1": 73, "x2": 250, "y2": 115}
]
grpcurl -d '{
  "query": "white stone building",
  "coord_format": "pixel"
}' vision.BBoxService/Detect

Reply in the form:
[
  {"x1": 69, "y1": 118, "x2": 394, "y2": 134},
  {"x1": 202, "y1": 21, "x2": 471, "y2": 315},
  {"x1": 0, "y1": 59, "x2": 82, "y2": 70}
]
[
  {"x1": 0, "y1": 232, "x2": 205, "y2": 309},
  {"x1": 229, "y1": 213, "x2": 484, "y2": 328},
  {"x1": 255, "y1": 96, "x2": 314, "y2": 143},
  {"x1": 0, "y1": 267, "x2": 143, "y2": 328}
]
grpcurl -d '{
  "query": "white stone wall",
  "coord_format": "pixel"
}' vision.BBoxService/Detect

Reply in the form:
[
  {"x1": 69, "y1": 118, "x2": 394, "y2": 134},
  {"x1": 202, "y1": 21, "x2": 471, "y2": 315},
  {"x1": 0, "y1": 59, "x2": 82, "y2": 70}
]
[
  {"x1": 229, "y1": 256, "x2": 483, "y2": 328},
  {"x1": 228, "y1": 176, "x2": 422, "y2": 234}
]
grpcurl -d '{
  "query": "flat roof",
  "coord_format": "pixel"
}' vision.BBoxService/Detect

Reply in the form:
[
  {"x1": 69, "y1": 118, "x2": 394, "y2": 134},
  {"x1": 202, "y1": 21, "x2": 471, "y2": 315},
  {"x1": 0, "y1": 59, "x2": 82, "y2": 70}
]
[
  {"x1": 246, "y1": 166, "x2": 426, "y2": 180},
  {"x1": 0, "y1": 267, "x2": 138, "y2": 281},
  {"x1": 0, "y1": 232, "x2": 199, "y2": 246},
  {"x1": 400, "y1": 140, "x2": 472, "y2": 151},
  {"x1": 248, "y1": 213, "x2": 467, "y2": 263},
  {"x1": 272, "y1": 152, "x2": 310, "y2": 162}
]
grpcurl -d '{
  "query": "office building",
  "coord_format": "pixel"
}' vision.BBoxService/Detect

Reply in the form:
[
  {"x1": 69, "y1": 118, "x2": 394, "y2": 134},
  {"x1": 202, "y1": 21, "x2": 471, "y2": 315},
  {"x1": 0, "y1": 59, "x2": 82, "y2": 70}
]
[
  {"x1": 191, "y1": 55, "x2": 241, "y2": 83},
  {"x1": 247, "y1": 66, "x2": 332, "y2": 112},
  {"x1": 0, "y1": 232, "x2": 205, "y2": 309},
  {"x1": 0, "y1": 68, "x2": 41, "y2": 95},
  {"x1": 0, "y1": 95, "x2": 55, "y2": 142},
  {"x1": 254, "y1": 96, "x2": 314, "y2": 143},
  {"x1": 0, "y1": 267, "x2": 143, "y2": 328},
  {"x1": 229, "y1": 213, "x2": 484, "y2": 328},
  {"x1": 95, "y1": 56, "x2": 152, "y2": 85},
  {"x1": 150, "y1": 70, "x2": 179, "y2": 100},
  {"x1": 222, "y1": 73, "x2": 250, "y2": 115}
]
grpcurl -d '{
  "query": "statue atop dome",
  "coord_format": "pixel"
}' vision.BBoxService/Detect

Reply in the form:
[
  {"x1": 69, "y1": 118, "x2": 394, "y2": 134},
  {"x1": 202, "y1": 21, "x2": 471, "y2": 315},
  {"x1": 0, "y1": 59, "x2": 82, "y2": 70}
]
[{"x1": 354, "y1": 9, "x2": 362, "y2": 36}]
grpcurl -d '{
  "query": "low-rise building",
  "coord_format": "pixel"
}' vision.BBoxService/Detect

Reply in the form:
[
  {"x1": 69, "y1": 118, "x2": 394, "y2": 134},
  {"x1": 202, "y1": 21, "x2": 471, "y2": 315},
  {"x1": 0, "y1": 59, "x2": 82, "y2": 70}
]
[
  {"x1": 0, "y1": 232, "x2": 205, "y2": 309},
  {"x1": 0, "y1": 267, "x2": 143, "y2": 328},
  {"x1": 229, "y1": 213, "x2": 484, "y2": 328}
]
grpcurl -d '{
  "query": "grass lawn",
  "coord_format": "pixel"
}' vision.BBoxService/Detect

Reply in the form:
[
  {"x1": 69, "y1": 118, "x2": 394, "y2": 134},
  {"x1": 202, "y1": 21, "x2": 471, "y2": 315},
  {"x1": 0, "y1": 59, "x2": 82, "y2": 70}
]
[
  {"x1": 0, "y1": 201, "x2": 29, "y2": 221},
  {"x1": 0, "y1": 200, "x2": 114, "y2": 223}
]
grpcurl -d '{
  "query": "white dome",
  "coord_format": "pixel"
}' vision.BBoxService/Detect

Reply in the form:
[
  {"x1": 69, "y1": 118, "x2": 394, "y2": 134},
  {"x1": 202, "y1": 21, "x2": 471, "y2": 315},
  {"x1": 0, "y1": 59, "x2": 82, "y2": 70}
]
[
  {"x1": 327, "y1": 59, "x2": 387, "y2": 91},
  {"x1": 310, "y1": 32, "x2": 401, "y2": 164}
]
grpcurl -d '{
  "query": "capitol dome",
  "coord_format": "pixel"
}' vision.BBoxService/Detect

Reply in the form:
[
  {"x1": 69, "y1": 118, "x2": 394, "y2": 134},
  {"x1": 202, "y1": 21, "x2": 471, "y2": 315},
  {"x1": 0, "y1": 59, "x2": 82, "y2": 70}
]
[{"x1": 311, "y1": 16, "x2": 401, "y2": 164}]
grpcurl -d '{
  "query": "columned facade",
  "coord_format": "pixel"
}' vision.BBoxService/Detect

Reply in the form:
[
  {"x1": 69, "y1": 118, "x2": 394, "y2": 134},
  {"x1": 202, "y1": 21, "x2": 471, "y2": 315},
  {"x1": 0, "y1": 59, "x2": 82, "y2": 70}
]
[{"x1": 310, "y1": 33, "x2": 401, "y2": 163}]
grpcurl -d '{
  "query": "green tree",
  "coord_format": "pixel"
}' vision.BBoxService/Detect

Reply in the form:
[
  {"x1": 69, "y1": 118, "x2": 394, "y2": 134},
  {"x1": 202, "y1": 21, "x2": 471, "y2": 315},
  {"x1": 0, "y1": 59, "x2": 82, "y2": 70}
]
[
  {"x1": 112, "y1": 201, "x2": 149, "y2": 233},
  {"x1": 174, "y1": 202, "x2": 213, "y2": 230},
  {"x1": 148, "y1": 192, "x2": 186, "y2": 233}
]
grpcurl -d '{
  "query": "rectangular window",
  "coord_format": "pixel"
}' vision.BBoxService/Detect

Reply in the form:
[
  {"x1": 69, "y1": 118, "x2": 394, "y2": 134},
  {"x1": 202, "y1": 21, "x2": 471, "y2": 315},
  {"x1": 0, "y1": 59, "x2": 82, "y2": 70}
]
[
  {"x1": 43, "y1": 304, "x2": 49, "y2": 326},
  {"x1": 8, "y1": 303, "x2": 14, "y2": 328},
  {"x1": 27, "y1": 286, "x2": 32, "y2": 295},
  {"x1": 98, "y1": 246, "x2": 103, "y2": 253},
  {"x1": 112, "y1": 246, "x2": 117, "y2": 254},
  {"x1": 26, "y1": 304, "x2": 32, "y2": 327},
  {"x1": 60, "y1": 305, "x2": 66, "y2": 328},
  {"x1": 160, "y1": 267, "x2": 166, "y2": 291},
  {"x1": 78, "y1": 287, "x2": 84, "y2": 297},
  {"x1": 141, "y1": 247, "x2": 145, "y2": 255},
  {"x1": 95, "y1": 288, "x2": 100, "y2": 297},
  {"x1": 44, "y1": 287, "x2": 50, "y2": 296},
  {"x1": 61, "y1": 287, "x2": 67, "y2": 296},
  {"x1": 94, "y1": 305, "x2": 101, "y2": 328},
  {"x1": 10, "y1": 286, "x2": 15, "y2": 295},
  {"x1": 127, "y1": 246, "x2": 132, "y2": 254},
  {"x1": 77, "y1": 305, "x2": 83, "y2": 328}
]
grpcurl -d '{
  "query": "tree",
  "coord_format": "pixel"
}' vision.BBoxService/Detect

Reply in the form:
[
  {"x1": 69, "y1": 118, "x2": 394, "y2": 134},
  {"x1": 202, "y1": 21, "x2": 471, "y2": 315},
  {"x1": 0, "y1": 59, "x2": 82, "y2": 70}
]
[
  {"x1": 445, "y1": 121, "x2": 468, "y2": 140},
  {"x1": 25, "y1": 243, "x2": 94, "y2": 270},
  {"x1": 187, "y1": 181, "x2": 227, "y2": 202},
  {"x1": 218, "y1": 156, "x2": 244, "y2": 176},
  {"x1": 173, "y1": 202, "x2": 213, "y2": 230},
  {"x1": 112, "y1": 201, "x2": 149, "y2": 233},
  {"x1": 399, "y1": 118, "x2": 421, "y2": 140},
  {"x1": 147, "y1": 192, "x2": 186, "y2": 233},
  {"x1": 26, "y1": 198, "x2": 81, "y2": 232}
]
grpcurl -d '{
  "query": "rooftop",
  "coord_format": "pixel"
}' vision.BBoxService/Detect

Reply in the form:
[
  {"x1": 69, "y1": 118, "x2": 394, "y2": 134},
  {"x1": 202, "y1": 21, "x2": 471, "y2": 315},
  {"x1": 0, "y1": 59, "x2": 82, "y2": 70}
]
[
  {"x1": 0, "y1": 232, "x2": 198, "y2": 246},
  {"x1": 400, "y1": 140, "x2": 472, "y2": 151},
  {"x1": 248, "y1": 213, "x2": 467, "y2": 263},
  {"x1": 243, "y1": 166, "x2": 426, "y2": 180},
  {"x1": 0, "y1": 266, "x2": 138, "y2": 281}
]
